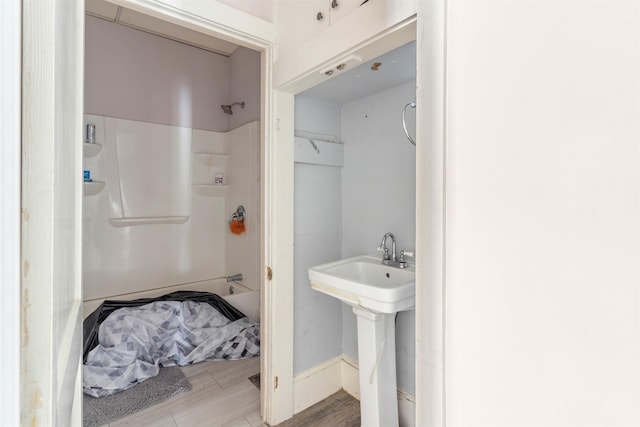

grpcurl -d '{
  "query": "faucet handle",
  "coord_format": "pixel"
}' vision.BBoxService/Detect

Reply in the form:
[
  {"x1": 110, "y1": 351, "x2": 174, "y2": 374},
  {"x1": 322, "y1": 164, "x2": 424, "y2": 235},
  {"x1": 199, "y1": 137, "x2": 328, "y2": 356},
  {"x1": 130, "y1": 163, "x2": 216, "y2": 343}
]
[
  {"x1": 396, "y1": 250, "x2": 414, "y2": 268},
  {"x1": 377, "y1": 245, "x2": 391, "y2": 260},
  {"x1": 400, "y1": 250, "x2": 414, "y2": 259},
  {"x1": 398, "y1": 250, "x2": 415, "y2": 264}
]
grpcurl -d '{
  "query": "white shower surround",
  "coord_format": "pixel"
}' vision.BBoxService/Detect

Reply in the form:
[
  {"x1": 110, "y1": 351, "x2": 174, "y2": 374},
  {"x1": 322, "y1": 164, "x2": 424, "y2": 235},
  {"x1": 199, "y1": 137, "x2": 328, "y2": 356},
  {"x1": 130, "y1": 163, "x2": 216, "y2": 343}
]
[{"x1": 82, "y1": 116, "x2": 260, "y2": 314}]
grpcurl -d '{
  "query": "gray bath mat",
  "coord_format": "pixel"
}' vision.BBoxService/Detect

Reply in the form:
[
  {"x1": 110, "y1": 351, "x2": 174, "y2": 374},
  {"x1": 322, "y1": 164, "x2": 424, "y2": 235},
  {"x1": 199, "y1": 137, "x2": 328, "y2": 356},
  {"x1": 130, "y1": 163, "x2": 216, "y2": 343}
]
[{"x1": 83, "y1": 366, "x2": 192, "y2": 427}]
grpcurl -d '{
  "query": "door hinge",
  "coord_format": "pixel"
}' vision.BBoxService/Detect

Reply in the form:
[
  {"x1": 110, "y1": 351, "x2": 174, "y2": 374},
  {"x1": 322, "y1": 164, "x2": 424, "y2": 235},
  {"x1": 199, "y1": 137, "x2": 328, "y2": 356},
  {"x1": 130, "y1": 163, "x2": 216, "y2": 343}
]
[
  {"x1": 266, "y1": 266, "x2": 272, "y2": 281},
  {"x1": 274, "y1": 375, "x2": 279, "y2": 390}
]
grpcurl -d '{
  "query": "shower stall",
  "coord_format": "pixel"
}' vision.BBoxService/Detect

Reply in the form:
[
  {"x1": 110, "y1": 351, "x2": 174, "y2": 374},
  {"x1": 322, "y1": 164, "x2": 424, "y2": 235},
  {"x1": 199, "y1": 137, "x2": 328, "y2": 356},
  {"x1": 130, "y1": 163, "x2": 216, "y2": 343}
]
[{"x1": 82, "y1": 116, "x2": 260, "y2": 321}]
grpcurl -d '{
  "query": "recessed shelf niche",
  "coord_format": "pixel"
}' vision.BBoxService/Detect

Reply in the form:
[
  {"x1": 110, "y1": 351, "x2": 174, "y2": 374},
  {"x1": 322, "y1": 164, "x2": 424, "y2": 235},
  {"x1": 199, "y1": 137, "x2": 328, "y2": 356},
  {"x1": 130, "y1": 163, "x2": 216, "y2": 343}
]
[{"x1": 192, "y1": 152, "x2": 229, "y2": 196}]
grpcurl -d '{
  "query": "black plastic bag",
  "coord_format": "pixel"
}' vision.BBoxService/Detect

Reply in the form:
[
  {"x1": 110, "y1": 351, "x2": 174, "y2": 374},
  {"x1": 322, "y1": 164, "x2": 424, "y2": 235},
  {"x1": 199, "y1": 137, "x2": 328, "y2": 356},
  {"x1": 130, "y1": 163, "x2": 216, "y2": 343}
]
[{"x1": 83, "y1": 290, "x2": 246, "y2": 362}]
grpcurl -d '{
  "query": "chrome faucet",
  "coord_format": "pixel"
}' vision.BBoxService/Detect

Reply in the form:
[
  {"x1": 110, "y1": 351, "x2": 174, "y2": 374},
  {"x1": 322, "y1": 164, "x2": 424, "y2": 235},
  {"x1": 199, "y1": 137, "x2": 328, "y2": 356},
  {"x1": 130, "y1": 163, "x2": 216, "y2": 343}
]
[
  {"x1": 379, "y1": 232, "x2": 397, "y2": 262},
  {"x1": 378, "y1": 232, "x2": 412, "y2": 269}
]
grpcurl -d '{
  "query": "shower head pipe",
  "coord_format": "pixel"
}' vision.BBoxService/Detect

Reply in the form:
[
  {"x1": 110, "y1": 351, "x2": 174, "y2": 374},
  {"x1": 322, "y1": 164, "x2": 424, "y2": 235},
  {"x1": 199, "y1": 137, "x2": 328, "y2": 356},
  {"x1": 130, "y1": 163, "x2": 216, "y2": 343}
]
[{"x1": 221, "y1": 101, "x2": 245, "y2": 115}]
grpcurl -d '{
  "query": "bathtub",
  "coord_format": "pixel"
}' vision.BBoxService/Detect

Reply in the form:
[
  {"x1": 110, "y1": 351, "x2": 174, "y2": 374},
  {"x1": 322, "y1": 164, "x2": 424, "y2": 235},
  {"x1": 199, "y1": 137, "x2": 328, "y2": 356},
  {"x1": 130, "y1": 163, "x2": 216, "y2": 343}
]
[{"x1": 83, "y1": 278, "x2": 260, "y2": 322}]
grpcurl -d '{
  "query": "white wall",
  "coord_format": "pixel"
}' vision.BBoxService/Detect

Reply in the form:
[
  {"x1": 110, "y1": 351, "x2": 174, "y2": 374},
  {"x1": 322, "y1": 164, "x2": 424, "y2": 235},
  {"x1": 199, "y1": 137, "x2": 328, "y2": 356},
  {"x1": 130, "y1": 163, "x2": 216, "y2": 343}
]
[
  {"x1": 341, "y1": 80, "x2": 416, "y2": 394},
  {"x1": 293, "y1": 82, "x2": 416, "y2": 391},
  {"x1": 444, "y1": 2, "x2": 640, "y2": 425},
  {"x1": 85, "y1": 15, "x2": 230, "y2": 131},
  {"x1": 294, "y1": 95, "x2": 342, "y2": 138},
  {"x1": 216, "y1": 0, "x2": 274, "y2": 23},
  {"x1": 341, "y1": 80, "x2": 416, "y2": 259},
  {"x1": 293, "y1": 96, "x2": 344, "y2": 374},
  {"x1": 229, "y1": 47, "x2": 262, "y2": 130},
  {"x1": 294, "y1": 162, "x2": 344, "y2": 374},
  {"x1": 226, "y1": 121, "x2": 261, "y2": 293}
]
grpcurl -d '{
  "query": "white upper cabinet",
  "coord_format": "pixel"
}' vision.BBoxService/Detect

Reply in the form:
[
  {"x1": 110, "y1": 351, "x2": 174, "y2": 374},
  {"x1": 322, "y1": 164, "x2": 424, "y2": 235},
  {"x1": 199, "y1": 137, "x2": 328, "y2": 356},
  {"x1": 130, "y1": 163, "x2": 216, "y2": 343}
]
[
  {"x1": 274, "y1": 0, "x2": 416, "y2": 89},
  {"x1": 276, "y1": 0, "x2": 361, "y2": 55},
  {"x1": 277, "y1": 0, "x2": 331, "y2": 55},
  {"x1": 328, "y1": 0, "x2": 362, "y2": 24}
]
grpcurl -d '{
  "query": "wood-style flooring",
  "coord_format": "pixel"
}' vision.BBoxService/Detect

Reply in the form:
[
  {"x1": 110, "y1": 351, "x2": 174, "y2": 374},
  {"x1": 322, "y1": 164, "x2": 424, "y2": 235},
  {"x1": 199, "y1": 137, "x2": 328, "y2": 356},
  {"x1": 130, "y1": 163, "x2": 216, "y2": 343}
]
[
  {"x1": 107, "y1": 357, "x2": 263, "y2": 427},
  {"x1": 275, "y1": 391, "x2": 360, "y2": 427},
  {"x1": 96, "y1": 357, "x2": 361, "y2": 427}
]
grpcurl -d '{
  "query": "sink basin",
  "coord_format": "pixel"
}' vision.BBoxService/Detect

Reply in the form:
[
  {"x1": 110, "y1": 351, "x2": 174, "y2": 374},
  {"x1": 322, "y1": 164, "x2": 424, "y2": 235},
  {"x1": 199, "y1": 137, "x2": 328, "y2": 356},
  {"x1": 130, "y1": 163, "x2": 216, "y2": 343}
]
[{"x1": 308, "y1": 255, "x2": 415, "y2": 314}]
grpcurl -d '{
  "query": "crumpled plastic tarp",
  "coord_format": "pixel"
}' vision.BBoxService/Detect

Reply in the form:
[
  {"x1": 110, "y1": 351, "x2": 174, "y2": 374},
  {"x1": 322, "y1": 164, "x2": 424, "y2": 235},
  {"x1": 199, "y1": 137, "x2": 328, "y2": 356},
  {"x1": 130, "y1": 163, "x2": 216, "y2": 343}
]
[{"x1": 82, "y1": 291, "x2": 259, "y2": 397}]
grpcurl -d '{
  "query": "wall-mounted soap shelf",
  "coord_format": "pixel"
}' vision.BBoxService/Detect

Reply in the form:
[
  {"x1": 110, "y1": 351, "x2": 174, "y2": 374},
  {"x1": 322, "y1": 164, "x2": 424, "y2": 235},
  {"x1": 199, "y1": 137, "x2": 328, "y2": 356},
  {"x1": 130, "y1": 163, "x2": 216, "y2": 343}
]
[
  {"x1": 192, "y1": 184, "x2": 230, "y2": 197},
  {"x1": 83, "y1": 142, "x2": 103, "y2": 158},
  {"x1": 192, "y1": 153, "x2": 229, "y2": 189},
  {"x1": 193, "y1": 152, "x2": 228, "y2": 165},
  {"x1": 108, "y1": 216, "x2": 189, "y2": 227},
  {"x1": 83, "y1": 181, "x2": 105, "y2": 196}
]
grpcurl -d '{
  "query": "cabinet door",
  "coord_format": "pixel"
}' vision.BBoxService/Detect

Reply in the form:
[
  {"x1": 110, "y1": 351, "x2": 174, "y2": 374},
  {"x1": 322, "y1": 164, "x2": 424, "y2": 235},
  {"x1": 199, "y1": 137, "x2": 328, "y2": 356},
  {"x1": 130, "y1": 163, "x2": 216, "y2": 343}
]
[
  {"x1": 329, "y1": 0, "x2": 363, "y2": 25},
  {"x1": 277, "y1": 0, "x2": 330, "y2": 55}
]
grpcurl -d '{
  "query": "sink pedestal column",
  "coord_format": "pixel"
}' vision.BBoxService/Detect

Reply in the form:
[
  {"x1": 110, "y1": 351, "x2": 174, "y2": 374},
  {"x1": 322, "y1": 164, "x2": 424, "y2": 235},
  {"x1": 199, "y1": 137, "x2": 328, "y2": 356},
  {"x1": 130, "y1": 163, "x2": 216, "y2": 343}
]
[{"x1": 352, "y1": 306, "x2": 399, "y2": 427}]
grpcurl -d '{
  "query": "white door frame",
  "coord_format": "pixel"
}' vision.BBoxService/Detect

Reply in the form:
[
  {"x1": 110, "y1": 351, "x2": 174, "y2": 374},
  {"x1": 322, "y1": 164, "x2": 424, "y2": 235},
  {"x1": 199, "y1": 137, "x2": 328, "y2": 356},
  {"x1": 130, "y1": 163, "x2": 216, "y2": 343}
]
[
  {"x1": 21, "y1": 0, "x2": 85, "y2": 424},
  {"x1": 272, "y1": 11, "x2": 419, "y2": 422},
  {"x1": 0, "y1": 0, "x2": 22, "y2": 425},
  {"x1": 81, "y1": 1, "x2": 289, "y2": 424},
  {"x1": 272, "y1": 5, "x2": 447, "y2": 426},
  {"x1": 415, "y1": 1, "x2": 447, "y2": 425}
]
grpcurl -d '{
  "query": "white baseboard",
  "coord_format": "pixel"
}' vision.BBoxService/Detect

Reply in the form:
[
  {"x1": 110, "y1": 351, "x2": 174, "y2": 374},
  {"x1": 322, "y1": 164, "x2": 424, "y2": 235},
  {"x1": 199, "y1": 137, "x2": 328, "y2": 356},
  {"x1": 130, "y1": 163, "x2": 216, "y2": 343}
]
[
  {"x1": 294, "y1": 354, "x2": 416, "y2": 426},
  {"x1": 397, "y1": 387, "x2": 416, "y2": 427},
  {"x1": 292, "y1": 356, "x2": 343, "y2": 413}
]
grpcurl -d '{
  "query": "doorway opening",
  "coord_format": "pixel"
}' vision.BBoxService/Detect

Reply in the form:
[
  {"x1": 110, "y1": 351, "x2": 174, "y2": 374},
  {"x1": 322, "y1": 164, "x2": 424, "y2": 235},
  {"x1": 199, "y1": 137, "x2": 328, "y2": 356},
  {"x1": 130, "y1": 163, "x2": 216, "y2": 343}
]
[
  {"x1": 81, "y1": 1, "x2": 270, "y2": 425},
  {"x1": 287, "y1": 36, "x2": 418, "y2": 422}
]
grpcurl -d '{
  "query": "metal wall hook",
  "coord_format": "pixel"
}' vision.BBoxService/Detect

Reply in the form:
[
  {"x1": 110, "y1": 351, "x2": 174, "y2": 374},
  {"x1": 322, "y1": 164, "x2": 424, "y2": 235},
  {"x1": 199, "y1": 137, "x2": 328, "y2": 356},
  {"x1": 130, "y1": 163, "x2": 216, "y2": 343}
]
[
  {"x1": 308, "y1": 139, "x2": 320, "y2": 153},
  {"x1": 402, "y1": 102, "x2": 416, "y2": 146}
]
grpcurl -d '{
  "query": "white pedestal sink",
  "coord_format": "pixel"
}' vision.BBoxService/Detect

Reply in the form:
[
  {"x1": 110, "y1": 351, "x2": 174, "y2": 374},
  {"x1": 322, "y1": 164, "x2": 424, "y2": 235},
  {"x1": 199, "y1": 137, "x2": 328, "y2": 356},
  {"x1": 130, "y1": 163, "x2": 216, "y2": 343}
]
[{"x1": 309, "y1": 255, "x2": 415, "y2": 427}]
